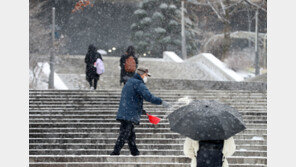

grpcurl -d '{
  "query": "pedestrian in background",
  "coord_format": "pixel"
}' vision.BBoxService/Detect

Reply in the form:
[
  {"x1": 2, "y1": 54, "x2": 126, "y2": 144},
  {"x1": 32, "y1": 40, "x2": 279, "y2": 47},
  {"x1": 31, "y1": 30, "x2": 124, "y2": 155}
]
[
  {"x1": 120, "y1": 46, "x2": 138, "y2": 85},
  {"x1": 85, "y1": 44, "x2": 102, "y2": 90}
]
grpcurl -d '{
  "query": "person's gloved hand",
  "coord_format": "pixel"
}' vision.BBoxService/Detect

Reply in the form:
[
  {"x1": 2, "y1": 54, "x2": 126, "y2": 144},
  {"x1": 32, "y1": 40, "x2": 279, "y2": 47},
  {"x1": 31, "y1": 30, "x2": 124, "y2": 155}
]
[
  {"x1": 162, "y1": 101, "x2": 172, "y2": 108},
  {"x1": 142, "y1": 109, "x2": 147, "y2": 115}
]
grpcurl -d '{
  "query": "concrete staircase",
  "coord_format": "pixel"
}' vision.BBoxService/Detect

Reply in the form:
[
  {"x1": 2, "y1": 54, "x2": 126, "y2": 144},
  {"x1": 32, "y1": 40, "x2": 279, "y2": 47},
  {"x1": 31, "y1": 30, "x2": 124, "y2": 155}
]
[{"x1": 29, "y1": 89, "x2": 267, "y2": 167}]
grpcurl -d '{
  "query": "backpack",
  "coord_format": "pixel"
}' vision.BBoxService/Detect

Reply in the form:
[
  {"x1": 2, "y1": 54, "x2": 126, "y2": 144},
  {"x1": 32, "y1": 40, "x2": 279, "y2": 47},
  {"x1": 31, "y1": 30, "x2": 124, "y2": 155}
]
[
  {"x1": 94, "y1": 58, "x2": 105, "y2": 75},
  {"x1": 124, "y1": 56, "x2": 136, "y2": 73}
]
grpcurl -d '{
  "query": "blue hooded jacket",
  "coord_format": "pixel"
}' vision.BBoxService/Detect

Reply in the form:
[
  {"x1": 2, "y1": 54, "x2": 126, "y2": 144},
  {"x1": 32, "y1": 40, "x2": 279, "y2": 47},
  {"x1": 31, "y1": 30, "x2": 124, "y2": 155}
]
[{"x1": 116, "y1": 73, "x2": 163, "y2": 124}]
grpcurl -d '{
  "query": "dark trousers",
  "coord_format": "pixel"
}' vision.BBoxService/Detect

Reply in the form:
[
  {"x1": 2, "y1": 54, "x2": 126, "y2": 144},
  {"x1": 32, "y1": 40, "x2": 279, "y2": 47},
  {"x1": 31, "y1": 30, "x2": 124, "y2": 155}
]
[
  {"x1": 87, "y1": 77, "x2": 98, "y2": 89},
  {"x1": 112, "y1": 120, "x2": 139, "y2": 155}
]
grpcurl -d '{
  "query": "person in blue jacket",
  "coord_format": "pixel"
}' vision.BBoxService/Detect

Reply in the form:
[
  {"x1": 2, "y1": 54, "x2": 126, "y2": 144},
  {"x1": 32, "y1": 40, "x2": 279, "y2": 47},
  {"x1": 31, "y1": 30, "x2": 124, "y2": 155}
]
[{"x1": 110, "y1": 67, "x2": 171, "y2": 156}]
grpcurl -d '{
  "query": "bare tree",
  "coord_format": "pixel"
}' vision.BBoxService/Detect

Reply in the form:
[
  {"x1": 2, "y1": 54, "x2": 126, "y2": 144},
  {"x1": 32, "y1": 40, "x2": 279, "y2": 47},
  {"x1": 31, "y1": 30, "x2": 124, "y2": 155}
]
[
  {"x1": 29, "y1": 1, "x2": 51, "y2": 54},
  {"x1": 187, "y1": 0, "x2": 266, "y2": 60}
]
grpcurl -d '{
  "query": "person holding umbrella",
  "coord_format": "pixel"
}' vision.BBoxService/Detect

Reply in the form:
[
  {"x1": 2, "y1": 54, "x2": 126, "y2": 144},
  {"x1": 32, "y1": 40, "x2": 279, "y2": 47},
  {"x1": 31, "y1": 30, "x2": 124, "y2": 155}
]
[
  {"x1": 110, "y1": 67, "x2": 171, "y2": 156},
  {"x1": 168, "y1": 100, "x2": 246, "y2": 167},
  {"x1": 84, "y1": 44, "x2": 102, "y2": 90}
]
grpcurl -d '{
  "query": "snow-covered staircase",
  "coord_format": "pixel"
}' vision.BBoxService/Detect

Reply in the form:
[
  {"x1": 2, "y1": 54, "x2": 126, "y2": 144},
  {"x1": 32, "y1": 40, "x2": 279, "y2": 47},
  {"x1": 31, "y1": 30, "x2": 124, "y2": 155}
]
[{"x1": 29, "y1": 89, "x2": 267, "y2": 167}]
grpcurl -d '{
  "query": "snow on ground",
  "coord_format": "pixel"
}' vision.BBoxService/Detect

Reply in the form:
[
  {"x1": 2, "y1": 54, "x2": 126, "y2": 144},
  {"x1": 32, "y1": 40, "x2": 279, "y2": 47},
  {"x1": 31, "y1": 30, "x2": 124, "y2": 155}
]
[
  {"x1": 236, "y1": 70, "x2": 255, "y2": 80},
  {"x1": 200, "y1": 53, "x2": 244, "y2": 81},
  {"x1": 251, "y1": 136, "x2": 265, "y2": 140},
  {"x1": 30, "y1": 62, "x2": 68, "y2": 90},
  {"x1": 177, "y1": 96, "x2": 193, "y2": 105},
  {"x1": 163, "y1": 51, "x2": 184, "y2": 63}
]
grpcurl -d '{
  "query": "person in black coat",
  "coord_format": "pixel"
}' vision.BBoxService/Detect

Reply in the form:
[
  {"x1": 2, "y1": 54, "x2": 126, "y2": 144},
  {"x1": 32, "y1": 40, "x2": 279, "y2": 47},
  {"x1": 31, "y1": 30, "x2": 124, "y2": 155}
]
[
  {"x1": 120, "y1": 46, "x2": 138, "y2": 85},
  {"x1": 85, "y1": 44, "x2": 102, "y2": 90}
]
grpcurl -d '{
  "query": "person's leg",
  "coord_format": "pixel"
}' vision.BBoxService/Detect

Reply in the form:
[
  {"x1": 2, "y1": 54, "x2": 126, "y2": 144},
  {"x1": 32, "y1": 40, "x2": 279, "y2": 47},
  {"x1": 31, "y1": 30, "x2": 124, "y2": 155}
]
[
  {"x1": 86, "y1": 76, "x2": 92, "y2": 87},
  {"x1": 93, "y1": 78, "x2": 98, "y2": 90},
  {"x1": 111, "y1": 121, "x2": 133, "y2": 155},
  {"x1": 128, "y1": 124, "x2": 139, "y2": 156}
]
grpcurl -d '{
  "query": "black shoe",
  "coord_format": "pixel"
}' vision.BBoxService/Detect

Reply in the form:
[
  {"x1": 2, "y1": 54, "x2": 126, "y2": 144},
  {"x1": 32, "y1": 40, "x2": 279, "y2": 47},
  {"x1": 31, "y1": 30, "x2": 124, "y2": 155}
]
[
  {"x1": 131, "y1": 151, "x2": 140, "y2": 156},
  {"x1": 110, "y1": 152, "x2": 120, "y2": 156}
]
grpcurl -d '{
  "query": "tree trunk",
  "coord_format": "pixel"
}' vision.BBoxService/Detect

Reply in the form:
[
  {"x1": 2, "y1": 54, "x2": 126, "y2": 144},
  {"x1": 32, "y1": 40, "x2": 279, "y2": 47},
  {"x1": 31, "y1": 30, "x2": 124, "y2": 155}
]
[{"x1": 221, "y1": 0, "x2": 231, "y2": 61}]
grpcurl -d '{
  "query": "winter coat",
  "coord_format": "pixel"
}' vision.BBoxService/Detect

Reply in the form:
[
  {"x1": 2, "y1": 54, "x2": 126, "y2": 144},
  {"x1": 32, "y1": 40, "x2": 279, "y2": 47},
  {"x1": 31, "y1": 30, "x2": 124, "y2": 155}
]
[
  {"x1": 184, "y1": 137, "x2": 236, "y2": 167},
  {"x1": 120, "y1": 54, "x2": 138, "y2": 84},
  {"x1": 85, "y1": 51, "x2": 102, "y2": 80},
  {"x1": 116, "y1": 73, "x2": 162, "y2": 124}
]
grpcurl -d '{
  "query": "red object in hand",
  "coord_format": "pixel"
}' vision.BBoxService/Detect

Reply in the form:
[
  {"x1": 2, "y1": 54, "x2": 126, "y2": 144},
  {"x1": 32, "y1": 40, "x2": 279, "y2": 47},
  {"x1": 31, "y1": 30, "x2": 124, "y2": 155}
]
[{"x1": 147, "y1": 114, "x2": 161, "y2": 125}]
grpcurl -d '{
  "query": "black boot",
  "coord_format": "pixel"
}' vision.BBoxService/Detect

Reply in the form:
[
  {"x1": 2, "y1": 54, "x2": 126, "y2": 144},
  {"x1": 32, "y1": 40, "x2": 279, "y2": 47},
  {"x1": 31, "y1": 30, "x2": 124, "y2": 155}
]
[
  {"x1": 131, "y1": 151, "x2": 140, "y2": 156},
  {"x1": 110, "y1": 151, "x2": 120, "y2": 156}
]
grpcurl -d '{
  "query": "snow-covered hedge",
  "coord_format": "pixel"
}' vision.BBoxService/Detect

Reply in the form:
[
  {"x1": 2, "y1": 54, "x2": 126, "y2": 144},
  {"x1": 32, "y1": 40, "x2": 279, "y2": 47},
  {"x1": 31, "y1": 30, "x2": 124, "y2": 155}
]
[{"x1": 154, "y1": 27, "x2": 166, "y2": 34}]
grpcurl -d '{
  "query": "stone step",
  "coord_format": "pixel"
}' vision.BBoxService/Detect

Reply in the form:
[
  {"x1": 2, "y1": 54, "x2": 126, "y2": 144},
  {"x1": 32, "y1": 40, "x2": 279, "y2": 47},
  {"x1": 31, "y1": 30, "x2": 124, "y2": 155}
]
[
  {"x1": 29, "y1": 106, "x2": 267, "y2": 111},
  {"x1": 29, "y1": 91, "x2": 266, "y2": 94},
  {"x1": 29, "y1": 90, "x2": 266, "y2": 94},
  {"x1": 29, "y1": 98, "x2": 267, "y2": 102},
  {"x1": 29, "y1": 117, "x2": 267, "y2": 123},
  {"x1": 29, "y1": 119, "x2": 267, "y2": 124},
  {"x1": 29, "y1": 101, "x2": 267, "y2": 107},
  {"x1": 29, "y1": 97, "x2": 267, "y2": 103},
  {"x1": 29, "y1": 122, "x2": 266, "y2": 128},
  {"x1": 29, "y1": 94, "x2": 266, "y2": 98},
  {"x1": 28, "y1": 104, "x2": 266, "y2": 110},
  {"x1": 29, "y1": 115, "x2": 267, "y2": 121},
  {"x1": 29, "y1": 98, "x2": 266, "y2": 104},
  {"x1": 29, "y1": 105, "x2": 266, "y2": 111},
  {"x1": 29, "y1": 162, "x2": 190, "y2": 167},
  {"x1": 29, "y1": 162, "x2": 267, "y2": 167},
  {"x1": 29, "y1": 155, "x2": 267, "y2": 164},
  {"x1": 29, "y1": 133, "x2": 267, "y2": 140},
  {"x1": 29, "y1": 143, "x2": 267, "y2": 151},
  {"x1": 29, "y1": 91, "x2": 267, "y2": 95},
  {"x1": 29, "y1": 93, "x2": 267, "y2": 98},
  {"x1": 30, "y1": 138, "x2": 267, "y2": 145},
  {"x1": 29, "y1": 119, "x2": 266, "y2": 124},
  {"x1": 29, "y1": 149, "x2": 267, "y2": 157},
  {"x1": 29, "y1": 90, "x2": 267, "y2": 94},
  {"x1": 28, "y1": 122, "x2": 266, "y2": 129},
  {"x1": 29, "y1": 89, "x2": 265, "y2": 92},
  {"x1": 29, "y1": 109, "x2": 267, "y2": 114},
  {"x1": 29, "y1": 128, "x2": 266, "y2": 135},
  {"x1": 29, "y1": 110, "x2": 267, "y2": 115}
]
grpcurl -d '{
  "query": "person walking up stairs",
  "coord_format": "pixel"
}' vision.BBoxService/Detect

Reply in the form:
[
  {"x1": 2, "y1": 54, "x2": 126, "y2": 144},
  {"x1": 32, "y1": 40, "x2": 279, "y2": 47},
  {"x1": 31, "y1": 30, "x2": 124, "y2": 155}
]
[{"x1": 110, "y1": 67, "x2": 171, "y2": 156}]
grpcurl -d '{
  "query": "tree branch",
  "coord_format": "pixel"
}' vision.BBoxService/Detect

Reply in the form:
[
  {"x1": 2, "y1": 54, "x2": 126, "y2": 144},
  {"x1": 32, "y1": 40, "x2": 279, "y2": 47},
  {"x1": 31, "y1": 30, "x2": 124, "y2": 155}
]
[
  {"x1": 219, "y1": 0, "x2": 226, "y2": 15},
  {"x1": 206, "y1": 0, "x2": 230, "y2": 23},
  {"x1": 242, "y1": 0, "x2": 267, "y2": 12},
  {"x1": 224, "y1": 0, "x2": 243, "y2": 9}
]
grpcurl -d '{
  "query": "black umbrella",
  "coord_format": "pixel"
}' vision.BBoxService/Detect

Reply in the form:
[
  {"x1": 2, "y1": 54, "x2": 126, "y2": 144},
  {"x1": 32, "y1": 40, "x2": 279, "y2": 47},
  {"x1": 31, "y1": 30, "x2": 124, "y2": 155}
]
[{"x1": 167, "y1": 100, "x2": 246, "y2": 140}]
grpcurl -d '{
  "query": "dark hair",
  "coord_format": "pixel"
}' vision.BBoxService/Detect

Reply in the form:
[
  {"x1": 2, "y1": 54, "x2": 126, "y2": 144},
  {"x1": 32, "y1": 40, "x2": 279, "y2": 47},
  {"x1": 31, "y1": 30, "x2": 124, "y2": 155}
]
[
  {"x1": 87, "y1": 44, "x2": 97, "y2": 54},
  {"x1": 126, "y1": 46, "x2": 135, "y2": 57}
]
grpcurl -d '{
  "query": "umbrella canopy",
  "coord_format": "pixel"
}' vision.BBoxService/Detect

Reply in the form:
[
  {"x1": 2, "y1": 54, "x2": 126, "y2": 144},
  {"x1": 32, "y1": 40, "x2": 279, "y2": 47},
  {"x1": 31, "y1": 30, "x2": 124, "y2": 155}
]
[{"x1": 168, "y1": 100, "x2": 246, "y2": 140}]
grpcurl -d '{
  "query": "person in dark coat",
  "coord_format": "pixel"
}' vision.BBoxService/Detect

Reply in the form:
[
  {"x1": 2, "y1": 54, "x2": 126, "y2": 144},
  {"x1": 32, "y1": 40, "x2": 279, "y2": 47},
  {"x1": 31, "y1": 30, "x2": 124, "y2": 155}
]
[
  {"x1": 84, "y1": 44, "x2": 103, "y2": 90},
  {"x1": 120, "y1": 46, "x2": 138, "y2": 85},
  {"x1": 110, "y1": 67, "x2": 171, "y2": 156}
]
